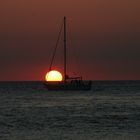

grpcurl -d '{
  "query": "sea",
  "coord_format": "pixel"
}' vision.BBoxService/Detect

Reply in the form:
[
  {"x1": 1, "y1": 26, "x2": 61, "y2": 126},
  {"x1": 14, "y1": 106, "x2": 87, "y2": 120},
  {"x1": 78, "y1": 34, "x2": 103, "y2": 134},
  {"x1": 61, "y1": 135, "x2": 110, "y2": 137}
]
[{"x1": 0, "y1": 81, "x2": 140, "y2": 140}]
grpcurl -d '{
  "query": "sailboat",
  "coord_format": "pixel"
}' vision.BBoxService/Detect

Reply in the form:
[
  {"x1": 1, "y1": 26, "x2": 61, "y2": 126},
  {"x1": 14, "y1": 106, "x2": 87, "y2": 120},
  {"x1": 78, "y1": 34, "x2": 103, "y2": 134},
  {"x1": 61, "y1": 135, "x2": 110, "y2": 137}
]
[{"x1": 44, "y1": 17, "x2": 92, "y2": 90}]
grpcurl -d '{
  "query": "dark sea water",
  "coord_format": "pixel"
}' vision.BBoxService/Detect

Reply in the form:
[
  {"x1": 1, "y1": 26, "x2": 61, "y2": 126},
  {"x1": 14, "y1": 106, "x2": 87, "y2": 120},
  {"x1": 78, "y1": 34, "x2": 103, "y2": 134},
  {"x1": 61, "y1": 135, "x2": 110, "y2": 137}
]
[{"x1": 0, "y1": 81, "x2": 140, "y2": 140}]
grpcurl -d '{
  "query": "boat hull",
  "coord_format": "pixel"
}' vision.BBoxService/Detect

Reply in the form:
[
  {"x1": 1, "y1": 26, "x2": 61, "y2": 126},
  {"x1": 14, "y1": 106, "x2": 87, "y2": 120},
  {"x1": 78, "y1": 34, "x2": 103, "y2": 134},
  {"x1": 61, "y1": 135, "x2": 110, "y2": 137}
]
[{"x1": 44, "y1": 81, "x2": 92, "y2": 91}]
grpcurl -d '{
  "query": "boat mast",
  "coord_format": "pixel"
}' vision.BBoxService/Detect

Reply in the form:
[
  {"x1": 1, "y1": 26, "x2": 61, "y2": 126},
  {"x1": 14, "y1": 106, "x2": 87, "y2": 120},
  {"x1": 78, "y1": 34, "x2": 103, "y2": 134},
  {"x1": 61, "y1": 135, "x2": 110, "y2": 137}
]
[{"x1": 64, "y1": 16, "x2": 67, "y2": 82}]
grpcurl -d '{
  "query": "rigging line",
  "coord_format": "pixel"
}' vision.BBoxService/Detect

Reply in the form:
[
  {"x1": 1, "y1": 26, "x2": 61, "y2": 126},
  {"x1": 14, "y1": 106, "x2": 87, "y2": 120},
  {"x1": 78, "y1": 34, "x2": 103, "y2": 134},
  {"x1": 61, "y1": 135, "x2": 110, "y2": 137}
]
[{"x1": 49, "y1": 19, "x2": 64, "y2": 71}]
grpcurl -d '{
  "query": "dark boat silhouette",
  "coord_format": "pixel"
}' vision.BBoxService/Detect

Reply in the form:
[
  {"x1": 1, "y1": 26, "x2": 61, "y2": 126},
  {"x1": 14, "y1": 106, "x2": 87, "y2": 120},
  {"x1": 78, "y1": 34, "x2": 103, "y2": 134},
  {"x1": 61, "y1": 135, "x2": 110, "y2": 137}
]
[{"x1": 44, "y1": 17, "x2": 92, "y2": 90}]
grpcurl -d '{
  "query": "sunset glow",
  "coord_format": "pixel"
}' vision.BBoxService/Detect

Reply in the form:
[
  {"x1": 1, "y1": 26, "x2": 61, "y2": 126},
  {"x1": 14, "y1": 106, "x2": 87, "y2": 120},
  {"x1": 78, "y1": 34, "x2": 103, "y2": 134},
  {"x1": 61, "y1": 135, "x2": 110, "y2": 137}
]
[
  {"x1": 0, "y1": 0, "x2": 140, "y2": 80},
  {"x1": 45, "y1": 70, "x2": 63, "y2": 81}
]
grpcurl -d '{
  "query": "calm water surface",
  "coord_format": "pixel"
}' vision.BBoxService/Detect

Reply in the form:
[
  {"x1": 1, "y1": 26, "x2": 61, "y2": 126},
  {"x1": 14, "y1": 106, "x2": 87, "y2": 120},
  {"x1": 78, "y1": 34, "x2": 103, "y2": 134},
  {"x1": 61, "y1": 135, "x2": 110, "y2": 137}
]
[{"x1": 0, "y1": 81, "x2": 140, "y2": 140}]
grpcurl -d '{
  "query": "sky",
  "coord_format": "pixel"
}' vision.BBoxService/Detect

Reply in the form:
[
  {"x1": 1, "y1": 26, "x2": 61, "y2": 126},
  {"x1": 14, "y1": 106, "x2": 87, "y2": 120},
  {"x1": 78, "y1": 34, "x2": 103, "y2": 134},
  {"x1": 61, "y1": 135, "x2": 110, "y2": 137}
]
[{"x1": 0, "y1": 0, "x2": 140, "y2": 81}]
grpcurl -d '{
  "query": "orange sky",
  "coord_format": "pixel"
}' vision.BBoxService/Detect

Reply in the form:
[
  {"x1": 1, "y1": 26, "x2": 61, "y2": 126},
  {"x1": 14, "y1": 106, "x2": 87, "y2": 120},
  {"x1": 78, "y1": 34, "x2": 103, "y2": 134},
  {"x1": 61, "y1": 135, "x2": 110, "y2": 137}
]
[{"x1": 0, "y1": 0, "x2": 140, "y2": 80}]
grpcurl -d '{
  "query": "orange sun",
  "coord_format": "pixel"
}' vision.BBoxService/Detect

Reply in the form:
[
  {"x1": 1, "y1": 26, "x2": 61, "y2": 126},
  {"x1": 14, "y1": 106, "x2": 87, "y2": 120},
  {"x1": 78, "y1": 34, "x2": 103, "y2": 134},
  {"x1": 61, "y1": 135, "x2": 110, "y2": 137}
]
[{"x1": 45, "y1": 70, "x2": 63, "y2": 81}]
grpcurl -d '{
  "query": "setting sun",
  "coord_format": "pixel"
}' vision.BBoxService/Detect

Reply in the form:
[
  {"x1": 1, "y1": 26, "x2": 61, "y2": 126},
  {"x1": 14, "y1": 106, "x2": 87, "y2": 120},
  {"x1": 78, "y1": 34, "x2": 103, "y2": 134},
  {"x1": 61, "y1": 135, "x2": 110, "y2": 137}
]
[{"x1": 45, "y1": 70, "x2": 63, "y2": 81}]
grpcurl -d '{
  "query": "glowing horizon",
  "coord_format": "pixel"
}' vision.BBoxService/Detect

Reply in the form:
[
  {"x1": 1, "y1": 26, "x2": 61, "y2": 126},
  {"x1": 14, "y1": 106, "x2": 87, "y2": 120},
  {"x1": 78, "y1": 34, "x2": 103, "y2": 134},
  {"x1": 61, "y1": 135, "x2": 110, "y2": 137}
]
[
  {"x1": 45, "y1": 70, "x2": 63, "y2": 82},
  {"x1": 0, "y1": 0, "x2": 140, "y2": 80}
]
